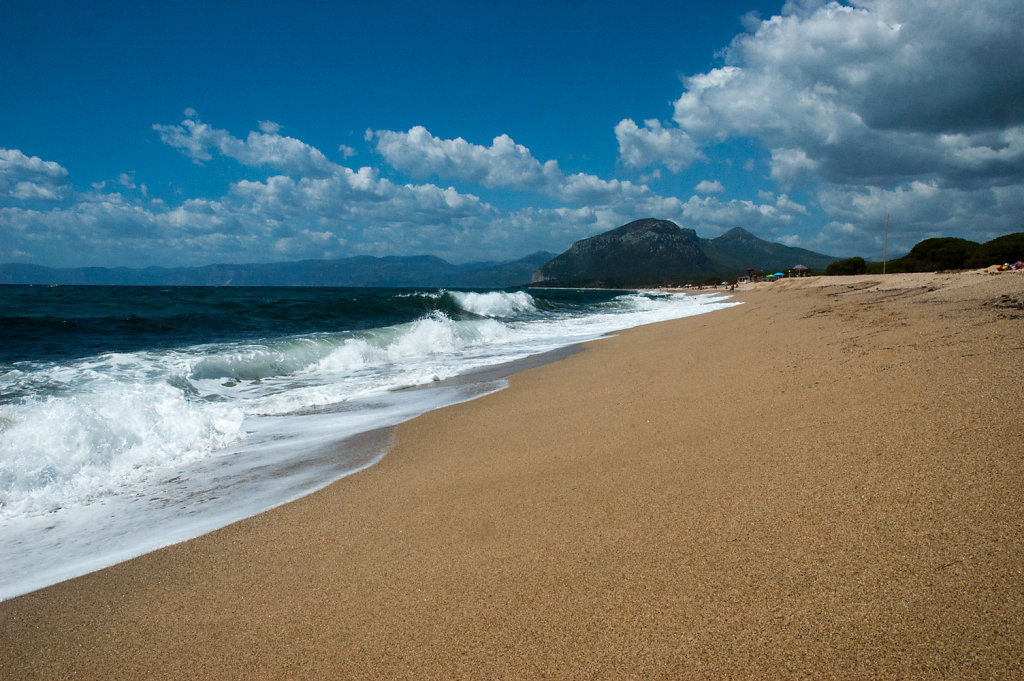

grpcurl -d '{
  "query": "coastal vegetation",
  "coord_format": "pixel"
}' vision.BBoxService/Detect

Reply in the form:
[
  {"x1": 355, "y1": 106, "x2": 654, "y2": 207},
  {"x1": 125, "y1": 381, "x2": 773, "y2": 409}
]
[
  {"x1": 824, "y1": 256, "x2": 868, "y2": 276},
  {"x1": 827, "y1": 232, "x2": 1024, "y2": 275}
]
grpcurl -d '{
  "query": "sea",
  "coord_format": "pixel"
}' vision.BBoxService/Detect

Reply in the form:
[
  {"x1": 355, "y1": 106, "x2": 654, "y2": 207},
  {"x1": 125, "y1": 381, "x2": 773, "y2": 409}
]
[{"x1": 0, "y1": 285, "x2": 738, "y2": 600}]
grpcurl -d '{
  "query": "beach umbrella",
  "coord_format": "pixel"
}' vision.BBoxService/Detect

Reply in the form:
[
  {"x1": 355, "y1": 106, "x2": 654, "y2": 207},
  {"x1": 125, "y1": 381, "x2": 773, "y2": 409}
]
[
  {"x1": 793, "y1": 264, "x2": 808, "y2": 270},
  {"x1": 773, "y1": 272, "x2": 785, "y2": 277}
]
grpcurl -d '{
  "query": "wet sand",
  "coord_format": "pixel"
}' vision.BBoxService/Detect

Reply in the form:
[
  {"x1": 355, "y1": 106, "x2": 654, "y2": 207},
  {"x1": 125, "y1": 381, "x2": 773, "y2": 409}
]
[{"x1": 2, "y1": 271, "x2": 1023, "y2": 679}]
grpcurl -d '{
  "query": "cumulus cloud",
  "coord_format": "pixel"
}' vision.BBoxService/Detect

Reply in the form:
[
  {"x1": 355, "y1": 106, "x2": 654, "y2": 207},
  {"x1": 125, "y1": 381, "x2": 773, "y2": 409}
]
[
  {"x1": 370, "y1": 125, "x2": 666, "y2": 208},
  {"x1": 1, "y1": 190, "x2": 185, "y2": 268},
  {"x1": 370, "y1": 126, "x2": 560, "y2": 190},
  {"x1": 0, "y1": 166, "x2": 499, "y2": 267},
  {"x1": 769, "y1": 148, "x2": 820, "y2": 189},
  {"x1": 154, "y1": 110, "x2": 338, "y2": 178},
  {"x1": 0, "y1": 148, "x2": 70, "y2": 201},
  {"x1": 2, "y1": 110, "x2": 832, "y2": 267},
  {"x1": 0, "y1": 121, "x2": 511, "y2": 266},
  {"x1": 159, "y1": 157, "x2": 499, "y2": 260},
  {"x1": 694, "y1": 180, "x2": 725, "y2": 194},
  {"x1": 17, "y1": 148, "x2": 814, "y2": 268},
  {"x1": 553, "y1": 173, "x2": 649, "y2": 206},
  {"x1": 670, "y1": 0, "x2": 1024, "y2": 189},
  {"x1": 817, "y1": 180, "x2": 1024, "y2": 253},
  {"x1": 155, "y1": 118, "x2": 813, "y2": 261},
  {"x1": 679, "y1": 192, "x2": 810, "y2": 238},
  {"x1": 614, "y1": 119, "x2": 702, "y2": 173},
  {"x1": 226, "y1": 170, "x2": 491, "y2": 225}
]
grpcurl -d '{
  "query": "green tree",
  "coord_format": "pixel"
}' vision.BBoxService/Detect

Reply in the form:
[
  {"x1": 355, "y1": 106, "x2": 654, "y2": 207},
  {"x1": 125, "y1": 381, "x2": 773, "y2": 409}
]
[
  {"x1": 825, "y1": 256, "x2": 868, "y2": 275},
  {"x1": 970, "y1": 233, "x2": 1024, "y2": 267},
  {"x1": 893, "y1": 237, "x2": 980, "y2": 272}
]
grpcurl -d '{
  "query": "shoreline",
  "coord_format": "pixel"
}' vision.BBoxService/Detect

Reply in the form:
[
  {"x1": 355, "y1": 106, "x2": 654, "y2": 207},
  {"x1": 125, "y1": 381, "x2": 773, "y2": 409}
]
[
  {"x1": 2, "y1": 292, "x2": 732, "y2": 602},
  {"x1": 2, "y1": 271, "x2": 1022, "y2": 679},
  {"x1": 0, "y1": 334, "x2": 585, "y2": 602}
]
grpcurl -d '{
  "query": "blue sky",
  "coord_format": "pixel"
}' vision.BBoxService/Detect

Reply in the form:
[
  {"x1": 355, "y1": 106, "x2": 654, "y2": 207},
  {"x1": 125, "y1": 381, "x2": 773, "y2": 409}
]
[{"x1": 2, "y1": 0, "x2": 1022, "y2": 268}]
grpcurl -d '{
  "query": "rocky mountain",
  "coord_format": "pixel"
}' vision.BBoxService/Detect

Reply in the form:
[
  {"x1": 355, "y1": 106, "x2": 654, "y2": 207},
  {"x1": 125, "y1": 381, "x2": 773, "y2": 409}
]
[
  {"x1": 531, "y1": 219, "x2": 837, "y2": 287},
  {"x1": 531, "y1": 219, "x2": 717, "y2": 287},
  {"x1": 706, "y1": 226, "x2": 837, "y2": 272},
  {"x1": 0, "y1": 251, "x2": 556, "y2": 288}
]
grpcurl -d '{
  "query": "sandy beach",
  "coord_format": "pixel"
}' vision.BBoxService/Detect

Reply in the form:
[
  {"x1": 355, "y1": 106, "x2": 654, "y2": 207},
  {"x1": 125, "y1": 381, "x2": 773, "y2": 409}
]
[{"x1": 2, "y1": 271, "x2": 1022, "y2": 679}]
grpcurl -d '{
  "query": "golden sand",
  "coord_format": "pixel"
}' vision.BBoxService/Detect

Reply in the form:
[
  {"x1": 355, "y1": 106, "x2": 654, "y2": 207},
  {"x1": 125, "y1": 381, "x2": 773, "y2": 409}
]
[{"x1": 2, "y1": 271, "x2": 1022, "y2": 679}]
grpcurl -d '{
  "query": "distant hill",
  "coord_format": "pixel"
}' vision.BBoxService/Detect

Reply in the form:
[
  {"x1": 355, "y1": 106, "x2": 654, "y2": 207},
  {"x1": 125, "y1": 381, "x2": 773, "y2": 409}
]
[
  {"x1": 880, "y1": 233, "x2": 1024, "y2": 273},
  {"x1": 447, "y1": 251, "x2": 556, "y2": 288},
  {"x1": 0, "y1": 251, "x2": 556, "y2": 288},
  {"x1": 822, "y1": 232, "x2": 1024, "y2": 275},
  {"x1": 705, "y1": 226, "x2": 837, "y2": 272},
  {"x1": 531, "y1": 218, "x2": 837, "y2": 287}
]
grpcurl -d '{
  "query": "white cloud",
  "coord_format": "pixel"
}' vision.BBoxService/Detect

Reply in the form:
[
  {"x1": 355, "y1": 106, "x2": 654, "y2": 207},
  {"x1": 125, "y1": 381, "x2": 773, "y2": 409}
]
[
  {"x1": 555, "y1": 173, "x2": 647, "y2": 206},
  {"x1": 694, "y1": 180, "x2": 725, "y2": 194},
  {"x1": 815, "y1": 180, "x2": 1024, "y2": 255},
  {"x1": 3, "y1": 111, "x2": 831, "y2": 267},
  {"x1": 212, "y1": 168, "x2": 494, "y2": 246},
  {"x1": 1, "y1": 121, "x2": 515, "y2": 266},
  {"x1": 370, "y1": 125, "x2": 559, "y2": 190},
  {"x1": 0, "y1": 166, "x2": 501, "y2": 267},
  {"x1": 678, "y1": 192, "x2": 811, "y2": 239},
  {"x1": 673, "y1": 66, "x2": 746, "y2": 139},
  {"x1": 614, "y1": 118, "x2": 701, "y2": 173},
  {"x1": 769, "y1": 148, "x2": 819, "y2": 188},
  {"x1": 667, "y1": 0, "x2": 1024, "y2": 190},
  {"x1": 371, "y1": 125, "x2": 668, "y2": 208},
  {"x1": 774, "y1": 193, "x2": 809, "y2": 216},
  {"x1": 0, "y1": 148, "x2": 69, "y2": 201},
  {"x1": 154, "y1": 111, "x2": 338, "y2": 178},
  {"x1": 2, "y1": 191, "x2": 179, "y2": 269}
]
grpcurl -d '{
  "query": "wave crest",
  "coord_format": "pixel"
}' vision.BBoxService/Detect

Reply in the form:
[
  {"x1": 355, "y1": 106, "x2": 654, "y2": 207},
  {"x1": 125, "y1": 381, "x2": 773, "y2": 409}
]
[
  {"x1": 0, "y1": 379, "x2": 245, "y2": 517},
  {"x1": 449, "y1": 290, "x2": 537, "y2": 318}
]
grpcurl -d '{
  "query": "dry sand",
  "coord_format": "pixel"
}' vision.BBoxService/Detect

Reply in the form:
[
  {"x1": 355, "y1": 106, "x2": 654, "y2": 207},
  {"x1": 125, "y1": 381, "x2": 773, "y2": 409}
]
[{"x1": 2, "y1": 271, "x2": 1023, "y2": 679}]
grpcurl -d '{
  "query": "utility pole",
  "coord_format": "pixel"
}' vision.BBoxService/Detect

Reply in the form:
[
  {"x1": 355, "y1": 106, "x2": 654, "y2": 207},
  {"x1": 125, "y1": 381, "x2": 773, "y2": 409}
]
[{"x1": 883, "y1": 213, "x2": 890, "y2": 274}]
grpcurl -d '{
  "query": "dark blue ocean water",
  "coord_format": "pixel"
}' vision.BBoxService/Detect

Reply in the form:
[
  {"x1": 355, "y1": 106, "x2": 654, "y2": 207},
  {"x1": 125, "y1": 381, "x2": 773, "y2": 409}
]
[{"x1": 0, "y1": 285, "x2": 624, "y2": 365}]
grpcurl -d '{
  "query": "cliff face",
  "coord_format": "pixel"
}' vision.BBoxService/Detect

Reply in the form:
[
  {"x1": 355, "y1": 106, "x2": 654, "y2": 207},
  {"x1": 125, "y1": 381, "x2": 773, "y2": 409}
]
[{"x1": 532, "y1": 219, "x2": 837, "y2": 287}]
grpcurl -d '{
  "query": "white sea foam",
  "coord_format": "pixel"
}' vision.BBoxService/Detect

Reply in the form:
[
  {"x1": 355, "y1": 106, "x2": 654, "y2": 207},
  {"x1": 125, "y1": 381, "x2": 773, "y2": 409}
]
[
  {"x1": 0, "y1": 290, "x2": 738, "y2": 600},
  {"x1": 450, "y1": 290, "x2": 537, "y2": 317},
  {"x1": 0, "y1": 362, "x2": 245, "y2": 518}
]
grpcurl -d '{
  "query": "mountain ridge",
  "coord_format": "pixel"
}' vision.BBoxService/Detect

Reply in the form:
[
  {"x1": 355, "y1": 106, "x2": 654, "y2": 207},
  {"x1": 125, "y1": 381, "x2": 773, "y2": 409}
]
[
  {"x1": 0, "y1": 251, "x2": 556, "y2": 288},
  {"x1": 532, "y1": 218, "x2": 838, "y2": 287},
  {"x1": 0, "y1": 219, "x2": 841, "y2": 289}
]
